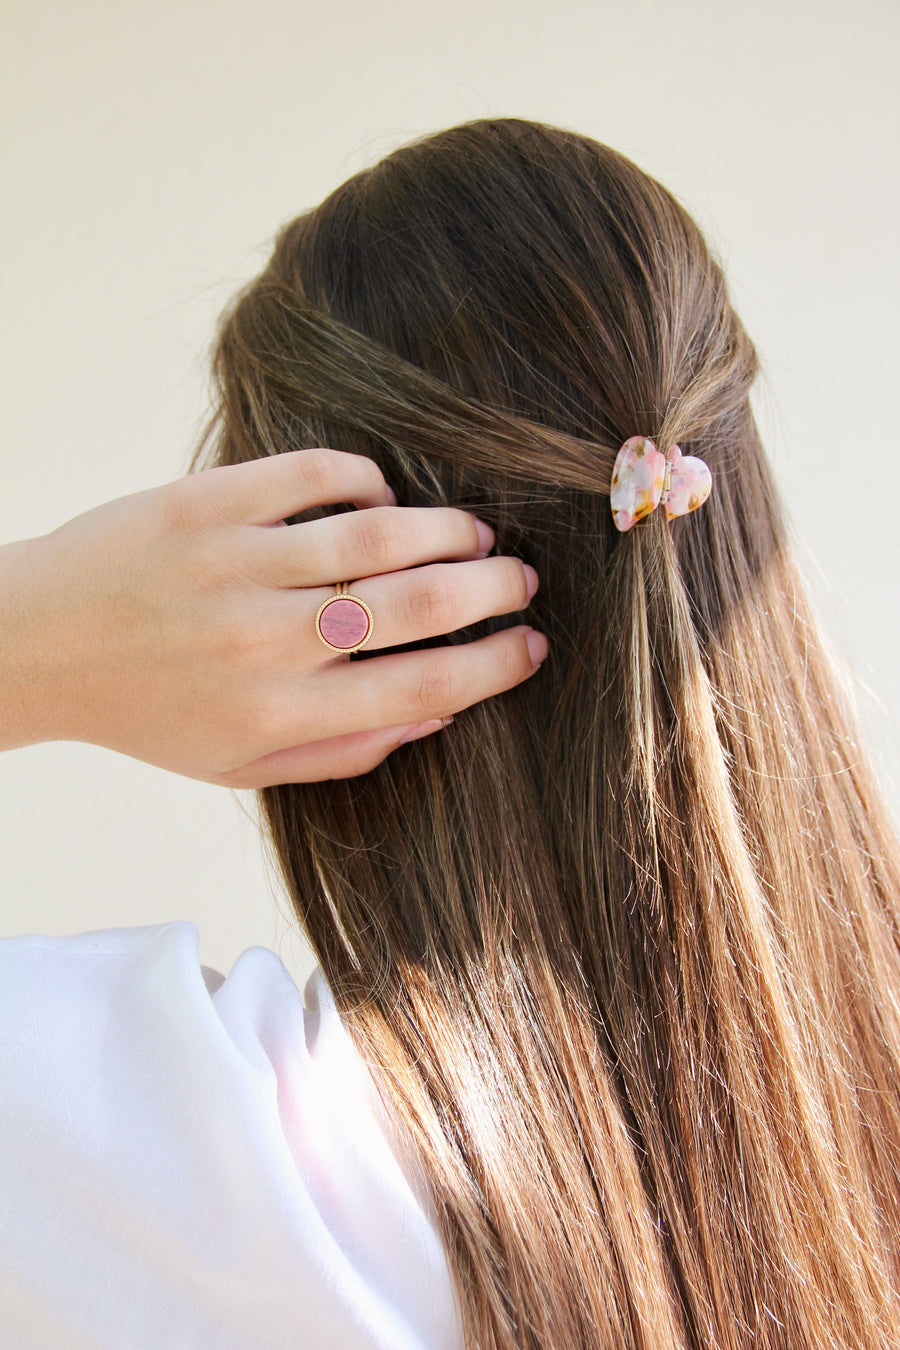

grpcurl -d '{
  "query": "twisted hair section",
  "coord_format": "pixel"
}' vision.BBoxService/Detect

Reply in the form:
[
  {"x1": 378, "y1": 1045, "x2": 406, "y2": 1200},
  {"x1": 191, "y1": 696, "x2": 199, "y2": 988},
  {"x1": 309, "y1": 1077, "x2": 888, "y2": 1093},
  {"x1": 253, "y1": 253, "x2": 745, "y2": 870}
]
[
  {"x1": 210, "y1": 279, "x2": 617, "y2": 491},
  {"x1": 192, "y1": 119, "x2": 900, "y2": 1348}
]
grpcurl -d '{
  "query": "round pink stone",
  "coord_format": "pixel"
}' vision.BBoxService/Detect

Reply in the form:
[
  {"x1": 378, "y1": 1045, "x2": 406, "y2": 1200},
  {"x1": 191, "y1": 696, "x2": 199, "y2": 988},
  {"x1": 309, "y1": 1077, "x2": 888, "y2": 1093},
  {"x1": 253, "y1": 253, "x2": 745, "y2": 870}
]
[{"x1": 318, "y1": 597, "x2": 371, "y2": 649}]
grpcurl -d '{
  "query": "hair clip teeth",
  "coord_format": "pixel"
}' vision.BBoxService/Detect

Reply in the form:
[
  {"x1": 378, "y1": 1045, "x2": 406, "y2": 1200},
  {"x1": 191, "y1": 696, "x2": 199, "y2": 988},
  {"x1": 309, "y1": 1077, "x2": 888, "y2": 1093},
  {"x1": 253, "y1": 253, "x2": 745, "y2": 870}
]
[{"x1": 660, "y1": 458, "x2": 673, "y2": 506}]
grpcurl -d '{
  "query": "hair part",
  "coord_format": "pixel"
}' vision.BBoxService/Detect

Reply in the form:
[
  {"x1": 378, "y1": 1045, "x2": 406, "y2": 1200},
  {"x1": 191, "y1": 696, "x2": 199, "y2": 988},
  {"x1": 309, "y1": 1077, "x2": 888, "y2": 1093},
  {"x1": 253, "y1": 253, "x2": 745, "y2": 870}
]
[{"x1": 192, "y1": 118, "x2": 900, "y2": 1348}]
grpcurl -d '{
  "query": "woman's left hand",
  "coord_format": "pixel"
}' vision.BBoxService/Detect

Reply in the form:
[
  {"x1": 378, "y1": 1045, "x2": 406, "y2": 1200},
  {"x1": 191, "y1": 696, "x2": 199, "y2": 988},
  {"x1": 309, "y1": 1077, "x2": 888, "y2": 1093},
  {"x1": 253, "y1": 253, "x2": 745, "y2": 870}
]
[{"x1": 0, "y1": 449, "x2": 545, "y2": 786}]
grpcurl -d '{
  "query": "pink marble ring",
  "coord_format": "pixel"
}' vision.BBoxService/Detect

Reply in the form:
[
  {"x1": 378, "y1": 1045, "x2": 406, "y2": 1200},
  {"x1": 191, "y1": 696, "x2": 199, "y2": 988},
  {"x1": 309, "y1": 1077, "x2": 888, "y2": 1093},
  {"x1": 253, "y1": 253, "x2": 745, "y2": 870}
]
[{"x1": 315, "y1": 583, "x2": 374, "y2": 654}]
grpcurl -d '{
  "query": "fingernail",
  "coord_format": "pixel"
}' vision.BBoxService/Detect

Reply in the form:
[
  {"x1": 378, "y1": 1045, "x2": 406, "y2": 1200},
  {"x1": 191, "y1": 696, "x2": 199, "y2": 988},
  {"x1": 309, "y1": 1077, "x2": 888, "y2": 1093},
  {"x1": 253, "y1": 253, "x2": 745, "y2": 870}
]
[
  {"x1": 473, "y1": 517, "x2": 495, "y2": 553},
  {"x1": 522, "y1": 563, "x2": 539, "y2": 602},
  {"x1": 525, "y1": 630, "x2": 549, "y2": 668},
  {"x1": 398, "y1": 716, "x2": 453, "y2": 744},
  {"x1": 386, "y1": 485, "x2": 398, "y2": 506}
]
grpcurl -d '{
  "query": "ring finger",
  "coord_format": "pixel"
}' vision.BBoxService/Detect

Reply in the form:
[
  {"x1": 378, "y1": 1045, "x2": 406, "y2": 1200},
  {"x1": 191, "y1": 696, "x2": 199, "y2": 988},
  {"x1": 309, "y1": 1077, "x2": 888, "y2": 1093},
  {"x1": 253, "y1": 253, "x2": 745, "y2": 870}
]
[{"x1": 303, "y1": 555, "x2": 539, "y2": 658}]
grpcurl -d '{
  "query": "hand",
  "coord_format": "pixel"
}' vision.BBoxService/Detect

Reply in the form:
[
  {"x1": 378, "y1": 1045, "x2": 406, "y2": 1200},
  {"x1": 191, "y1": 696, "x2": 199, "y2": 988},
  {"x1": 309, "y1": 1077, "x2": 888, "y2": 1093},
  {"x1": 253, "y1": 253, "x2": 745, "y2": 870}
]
[{"x1": 0, "y1": 449, "x2": 547, "y2": 786}]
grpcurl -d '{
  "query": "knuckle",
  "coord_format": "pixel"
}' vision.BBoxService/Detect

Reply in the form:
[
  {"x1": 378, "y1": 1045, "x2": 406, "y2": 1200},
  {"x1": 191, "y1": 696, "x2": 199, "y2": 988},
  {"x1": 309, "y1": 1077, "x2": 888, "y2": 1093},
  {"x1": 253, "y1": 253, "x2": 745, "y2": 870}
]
[
  {"x1": 345, "y1": 746, "x2": 388, "y2": 780},
  {"x1": 219, "y1": 611, "x2": 277, "y2": 667},
  {"x1": 502, "y1": 557, "x2": 531, "y2": 611},
  {"x1": 356, "y1": 454, "x2": 386, "y2": 496},
  {"x1": 496, "y1": 630, "x2": 532, "y2": 688},
  {"x1": 459, "y1": 509, "x2": 485, "y2": 552},
  {"x1": 511, "y1": 631, "x2": 536, "y2": 683},
  {"x1": 405, "y1": 576, "x2": 453, "y2": 631},
  {"x1": 416, "y1": 659, "x2": 454, "y2": 714},
  {"x1": 300, "y1": 448, "x2": 341, "y2": 496},
  {"x1": 353, "y1": 509, "x2": 404, "y2": 571},
  {"x1": 300, "y1": 447, "x2": 384, "y2": 500},
  {"x1": 161, "y1": 476, "x2": 203, "y2": 534}
]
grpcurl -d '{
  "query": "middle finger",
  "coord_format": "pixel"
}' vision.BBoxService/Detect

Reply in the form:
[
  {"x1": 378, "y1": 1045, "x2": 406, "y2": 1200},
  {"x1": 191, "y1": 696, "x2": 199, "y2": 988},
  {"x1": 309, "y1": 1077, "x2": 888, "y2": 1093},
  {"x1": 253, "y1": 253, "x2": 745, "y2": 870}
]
[{"x1": 251, "y1": 506, "x2": 495, "y2": 587}]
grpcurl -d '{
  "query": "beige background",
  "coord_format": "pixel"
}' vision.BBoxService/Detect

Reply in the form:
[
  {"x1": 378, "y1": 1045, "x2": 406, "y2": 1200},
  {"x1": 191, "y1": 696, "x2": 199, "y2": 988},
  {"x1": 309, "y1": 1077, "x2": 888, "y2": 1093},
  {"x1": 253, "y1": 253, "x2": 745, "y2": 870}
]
[{"x1": 1, "y1": 0, "x2": 898, "y2": 992}]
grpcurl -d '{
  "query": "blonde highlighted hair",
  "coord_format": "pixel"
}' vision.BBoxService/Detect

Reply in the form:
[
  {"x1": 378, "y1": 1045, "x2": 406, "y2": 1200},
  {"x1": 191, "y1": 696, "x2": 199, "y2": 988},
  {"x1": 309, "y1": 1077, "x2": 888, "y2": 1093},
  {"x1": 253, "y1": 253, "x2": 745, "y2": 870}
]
[{"x1": 192, "y1": 118, "x2": 900, "y2": 1348}]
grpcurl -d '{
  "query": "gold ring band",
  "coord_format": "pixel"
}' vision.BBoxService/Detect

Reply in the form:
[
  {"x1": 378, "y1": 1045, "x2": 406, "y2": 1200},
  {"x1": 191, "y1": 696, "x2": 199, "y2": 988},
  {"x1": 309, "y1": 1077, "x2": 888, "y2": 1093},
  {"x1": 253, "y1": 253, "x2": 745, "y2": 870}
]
[{"x1": 314, "y1": 582, "x2": 374, "y2": 654}]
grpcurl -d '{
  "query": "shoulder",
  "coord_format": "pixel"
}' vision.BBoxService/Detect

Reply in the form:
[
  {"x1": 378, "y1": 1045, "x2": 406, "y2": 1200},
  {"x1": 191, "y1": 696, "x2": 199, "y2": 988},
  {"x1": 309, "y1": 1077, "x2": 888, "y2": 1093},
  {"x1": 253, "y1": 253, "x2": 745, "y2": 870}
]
[{"x1": 0, "y1": 921, "x2": 461, "y2": 1350}]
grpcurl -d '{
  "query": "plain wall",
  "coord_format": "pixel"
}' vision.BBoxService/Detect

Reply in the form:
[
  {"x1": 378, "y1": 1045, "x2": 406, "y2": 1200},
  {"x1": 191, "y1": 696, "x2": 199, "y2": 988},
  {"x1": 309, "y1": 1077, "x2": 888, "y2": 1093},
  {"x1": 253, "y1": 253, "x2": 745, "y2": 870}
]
[{"x1": 1, "y1": 0, "x2": 898, "y2": 991}]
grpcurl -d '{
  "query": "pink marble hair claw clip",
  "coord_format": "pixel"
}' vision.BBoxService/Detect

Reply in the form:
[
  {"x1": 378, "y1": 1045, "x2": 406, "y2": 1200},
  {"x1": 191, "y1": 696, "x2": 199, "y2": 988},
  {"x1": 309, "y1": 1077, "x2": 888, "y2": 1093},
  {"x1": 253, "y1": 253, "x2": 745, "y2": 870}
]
[{"x1": 610, "y1": 436, "x2": 712, "y2": 533}]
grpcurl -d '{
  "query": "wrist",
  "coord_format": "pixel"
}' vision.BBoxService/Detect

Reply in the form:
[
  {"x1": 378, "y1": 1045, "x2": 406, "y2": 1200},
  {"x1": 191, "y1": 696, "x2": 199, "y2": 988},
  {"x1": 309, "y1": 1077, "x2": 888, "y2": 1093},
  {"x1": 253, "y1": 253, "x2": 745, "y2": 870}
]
[{"x1": 0, "y1": 535, "x2": 71, "y2": 751}]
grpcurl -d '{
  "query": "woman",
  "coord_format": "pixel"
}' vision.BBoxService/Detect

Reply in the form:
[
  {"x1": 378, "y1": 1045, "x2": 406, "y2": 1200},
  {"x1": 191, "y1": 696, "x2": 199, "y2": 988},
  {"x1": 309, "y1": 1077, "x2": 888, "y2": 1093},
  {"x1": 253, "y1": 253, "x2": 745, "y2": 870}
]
[{"x1": 2, "y1": 117, "x2": 899, "y2": 1349}]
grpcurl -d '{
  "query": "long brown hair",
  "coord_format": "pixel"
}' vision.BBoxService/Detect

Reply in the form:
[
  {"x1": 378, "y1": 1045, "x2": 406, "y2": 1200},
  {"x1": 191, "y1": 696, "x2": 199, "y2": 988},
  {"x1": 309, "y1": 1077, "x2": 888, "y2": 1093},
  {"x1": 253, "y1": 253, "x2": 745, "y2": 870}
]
[{"x1": 191, "y1": 118, "x2": 900, "y2": 1348}]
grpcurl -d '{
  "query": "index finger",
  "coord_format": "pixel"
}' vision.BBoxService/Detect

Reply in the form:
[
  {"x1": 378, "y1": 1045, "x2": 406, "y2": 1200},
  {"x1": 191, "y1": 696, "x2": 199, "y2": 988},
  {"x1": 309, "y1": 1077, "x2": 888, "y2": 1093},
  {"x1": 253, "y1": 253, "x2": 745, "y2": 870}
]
[{"x1": 188, "y1": 448, "x2": 392, "y2": 526}]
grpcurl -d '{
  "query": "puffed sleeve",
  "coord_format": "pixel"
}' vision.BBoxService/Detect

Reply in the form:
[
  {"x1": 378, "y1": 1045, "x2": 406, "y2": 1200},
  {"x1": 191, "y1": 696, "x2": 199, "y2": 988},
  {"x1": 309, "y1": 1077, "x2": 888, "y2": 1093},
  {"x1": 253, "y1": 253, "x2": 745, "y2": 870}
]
[{"x1": 0, "y1": 920, "x2": 462, "y2": 1350}]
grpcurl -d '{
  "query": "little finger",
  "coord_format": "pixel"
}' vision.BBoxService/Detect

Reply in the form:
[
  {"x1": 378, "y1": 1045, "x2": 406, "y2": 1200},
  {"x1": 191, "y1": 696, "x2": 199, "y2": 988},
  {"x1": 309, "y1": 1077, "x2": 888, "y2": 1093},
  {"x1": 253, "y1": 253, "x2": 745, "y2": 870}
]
[{"x1": 214, "y1": 718, "x2": 454, "y2": 788}]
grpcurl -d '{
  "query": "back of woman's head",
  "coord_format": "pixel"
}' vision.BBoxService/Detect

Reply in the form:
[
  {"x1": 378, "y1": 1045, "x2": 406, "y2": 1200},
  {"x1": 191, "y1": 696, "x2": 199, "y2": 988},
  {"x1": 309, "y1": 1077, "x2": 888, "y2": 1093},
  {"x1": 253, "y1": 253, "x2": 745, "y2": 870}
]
[{"x1": 193, "y1": 118, "x2": 900, "y2": 1349}]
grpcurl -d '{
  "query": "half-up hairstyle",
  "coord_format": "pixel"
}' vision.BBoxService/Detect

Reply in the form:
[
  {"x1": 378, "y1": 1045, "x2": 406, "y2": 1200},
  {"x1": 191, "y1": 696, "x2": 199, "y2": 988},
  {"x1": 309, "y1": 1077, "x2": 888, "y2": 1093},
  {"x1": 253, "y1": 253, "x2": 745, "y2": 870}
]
[{"x1": 191, "y1": 118, "x2": 900, "y2": 1349}]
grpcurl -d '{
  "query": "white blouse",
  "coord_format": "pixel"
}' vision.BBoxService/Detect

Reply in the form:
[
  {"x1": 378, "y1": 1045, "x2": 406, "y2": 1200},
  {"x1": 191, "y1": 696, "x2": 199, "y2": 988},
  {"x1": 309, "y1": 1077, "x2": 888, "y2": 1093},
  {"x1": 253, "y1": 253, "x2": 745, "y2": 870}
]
[{"x1": 0, "y1": 920, "x2": 463, "y2": 1349}]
